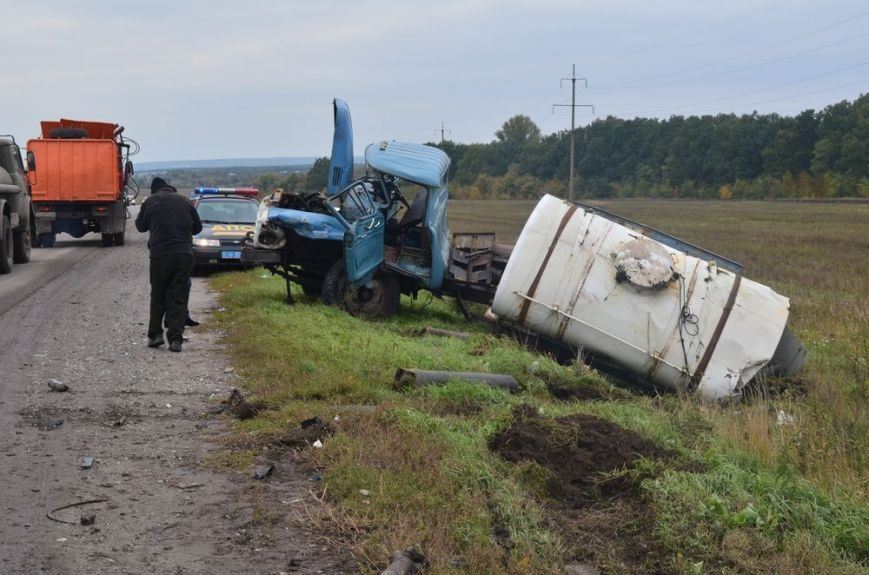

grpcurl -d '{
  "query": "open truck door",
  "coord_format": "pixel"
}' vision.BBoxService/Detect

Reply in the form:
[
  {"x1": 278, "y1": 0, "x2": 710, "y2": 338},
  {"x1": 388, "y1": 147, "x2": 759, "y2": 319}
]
[{"x1": 326, "y1": 181, "x2": 385, "y2": 284}]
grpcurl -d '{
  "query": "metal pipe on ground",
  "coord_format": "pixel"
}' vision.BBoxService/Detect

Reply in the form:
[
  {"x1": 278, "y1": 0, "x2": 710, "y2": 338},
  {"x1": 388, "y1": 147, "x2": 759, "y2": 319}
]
[{"x1": 394, "y1": 368, "x2": 519, "y2": 392}]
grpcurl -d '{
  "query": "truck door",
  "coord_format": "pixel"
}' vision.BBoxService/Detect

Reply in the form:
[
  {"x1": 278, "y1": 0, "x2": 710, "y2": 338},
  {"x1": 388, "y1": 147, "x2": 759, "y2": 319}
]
[{"x1": 326, "y1": 181, "x2": 385, "y2": 284}]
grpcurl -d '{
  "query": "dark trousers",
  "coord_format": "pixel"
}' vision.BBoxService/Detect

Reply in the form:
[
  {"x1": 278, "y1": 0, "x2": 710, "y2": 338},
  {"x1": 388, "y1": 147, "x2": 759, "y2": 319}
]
[{"x1": 148, "y1": 253, "x2": 193, "y2": 343}]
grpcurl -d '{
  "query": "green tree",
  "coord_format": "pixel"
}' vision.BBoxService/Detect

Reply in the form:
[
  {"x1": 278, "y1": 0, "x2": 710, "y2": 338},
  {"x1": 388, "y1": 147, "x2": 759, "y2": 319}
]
[{"x1": 305, "y1": 156, "x2": 330, "y2": 192}]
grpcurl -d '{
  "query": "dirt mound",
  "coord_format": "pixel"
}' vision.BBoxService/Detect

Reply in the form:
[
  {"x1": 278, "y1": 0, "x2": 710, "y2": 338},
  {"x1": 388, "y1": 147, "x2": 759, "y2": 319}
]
[
  {"x1": 490, "y1": 405, "x2": 671, "y2": 506},
  {"x1": 490, "y1": 406, "x2": 675, "y2": 572}
]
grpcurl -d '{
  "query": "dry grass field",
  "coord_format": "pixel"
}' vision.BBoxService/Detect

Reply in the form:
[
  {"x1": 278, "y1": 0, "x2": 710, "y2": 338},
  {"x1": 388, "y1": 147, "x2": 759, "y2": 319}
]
[{"x1": 211, "y1": 199, "x2": 867, "y2": 573}]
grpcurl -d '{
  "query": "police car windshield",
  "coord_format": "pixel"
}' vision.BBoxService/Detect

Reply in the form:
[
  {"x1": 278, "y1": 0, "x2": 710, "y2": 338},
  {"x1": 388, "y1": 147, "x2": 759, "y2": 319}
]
[{"x1": 197, "y1": 199, "x2": 258, "y2": 224}]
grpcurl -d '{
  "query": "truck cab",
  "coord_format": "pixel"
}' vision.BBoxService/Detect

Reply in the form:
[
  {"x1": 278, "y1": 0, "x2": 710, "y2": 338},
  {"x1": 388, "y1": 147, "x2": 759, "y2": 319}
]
[{"x1": 0, "y1": 135, "x2": 34, "y2": 273}]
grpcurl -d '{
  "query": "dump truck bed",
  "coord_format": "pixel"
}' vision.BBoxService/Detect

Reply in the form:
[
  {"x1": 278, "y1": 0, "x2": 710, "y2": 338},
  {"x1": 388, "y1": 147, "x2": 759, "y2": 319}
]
[{"x1": 28, "y1": 139, "x2": 122, "y2": 203}]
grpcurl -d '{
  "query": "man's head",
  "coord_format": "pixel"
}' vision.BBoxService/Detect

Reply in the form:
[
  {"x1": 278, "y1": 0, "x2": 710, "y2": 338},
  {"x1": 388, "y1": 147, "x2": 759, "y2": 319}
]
[{"x1": 151, "y1": 177, "x2": 169, "y2": 194}]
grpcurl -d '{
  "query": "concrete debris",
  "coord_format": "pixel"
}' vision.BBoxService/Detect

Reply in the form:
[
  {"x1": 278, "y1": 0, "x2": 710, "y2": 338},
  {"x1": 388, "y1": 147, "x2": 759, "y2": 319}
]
[
  {"x1": 81, "y1": 456, "x2": 94, "y2": 470},
  {"x1": 47, "y1": 379, "x2": 69, "y2": 392},
  {"x1": 253, "y1": 465, "x2": 275, "y2": 480},
  {"x1": 564, "y1": 564, "x2": 600, "y2": 575},
  {"x1": 381, "y1": 548, "x2": 427, "y2": 575},
  {"x1": 776, "y1": 409, "x2": 795, "y2": 426}
]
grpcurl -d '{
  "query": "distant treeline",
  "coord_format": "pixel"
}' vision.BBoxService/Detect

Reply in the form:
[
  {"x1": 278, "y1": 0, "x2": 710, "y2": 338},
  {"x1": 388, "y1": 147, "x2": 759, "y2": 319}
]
[
  {"x1": 144, "y1": 94, "x2": 867, "y2": 201},
  {"x1": 435, "y1": 93, "x2": 868, "y2": 200},
  {"x1": 133, "y1": 163, "x2": 312, "y2": 192}
]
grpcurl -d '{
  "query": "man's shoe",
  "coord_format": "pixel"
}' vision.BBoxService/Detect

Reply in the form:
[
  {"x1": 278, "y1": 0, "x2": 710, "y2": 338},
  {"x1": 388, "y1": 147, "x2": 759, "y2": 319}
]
[
  {"x1": 168, "y1": 340, "x2": 183, "y2": 353},
  {"x1": 148, "y1": 335, "x2": 165, "y2": 348},
  {"x1": 185, "y1": 316, "x2": 200, "y2": 327}
]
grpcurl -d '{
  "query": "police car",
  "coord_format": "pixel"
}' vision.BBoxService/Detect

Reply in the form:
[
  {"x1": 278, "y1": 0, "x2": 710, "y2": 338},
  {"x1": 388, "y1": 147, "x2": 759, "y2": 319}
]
[{"x1": 191, "y1": 187, "x2": 259, "y2": 271}]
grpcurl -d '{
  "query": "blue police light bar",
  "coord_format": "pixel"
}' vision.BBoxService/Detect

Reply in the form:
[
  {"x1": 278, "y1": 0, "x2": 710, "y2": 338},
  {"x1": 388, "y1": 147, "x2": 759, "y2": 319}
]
[{"x1": 192, "y1": 187, "x2": 259, "y2": 198}]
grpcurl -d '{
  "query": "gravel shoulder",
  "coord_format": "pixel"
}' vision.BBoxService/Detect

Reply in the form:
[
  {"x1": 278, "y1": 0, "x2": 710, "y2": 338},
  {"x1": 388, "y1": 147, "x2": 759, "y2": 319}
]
[{"x1": 0, "y1": 220, "x2": 352, "y2": 574}]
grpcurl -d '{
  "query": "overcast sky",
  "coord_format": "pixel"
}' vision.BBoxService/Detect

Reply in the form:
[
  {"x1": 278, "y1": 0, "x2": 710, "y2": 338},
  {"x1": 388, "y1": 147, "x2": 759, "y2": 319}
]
[{"x1": 4, "y1": 0, "x2": 867, "y2": 162}]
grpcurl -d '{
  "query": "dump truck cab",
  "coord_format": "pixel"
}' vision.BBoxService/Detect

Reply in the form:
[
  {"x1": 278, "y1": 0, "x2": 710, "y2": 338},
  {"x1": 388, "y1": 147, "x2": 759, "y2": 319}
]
[{"x1": 0, "y1": 135, "x2": 34, "y2": 273}]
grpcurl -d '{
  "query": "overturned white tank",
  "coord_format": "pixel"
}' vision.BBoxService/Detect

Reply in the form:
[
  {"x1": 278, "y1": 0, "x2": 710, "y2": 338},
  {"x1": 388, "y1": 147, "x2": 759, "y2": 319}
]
[{"x1": 491, "y1": 195, "x2": 805, "y2": 400}]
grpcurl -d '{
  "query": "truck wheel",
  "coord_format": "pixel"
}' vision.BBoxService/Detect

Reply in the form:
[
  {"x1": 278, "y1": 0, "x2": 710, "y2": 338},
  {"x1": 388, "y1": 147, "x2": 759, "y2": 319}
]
[
  {"x1": 322, "y1": 258, "x2": 400, "y2": 318},
  {"x1": 101, "y1": 233, "x2": 114, "y2": 247},
  {"x1": 113, "y1": 231, "x2": 125, "y2": 246},
  {"x1": 0, "y1": 215, "x2": 13, "y2": 274},
  {"x1": 12, "y1": 228, "x2": 32, "y2": 263},
  {"x1": 37, "y1": 233, "x2": 56, "y2": 248},
  {"x1": 48, "y1": 127, "x2": 89, "y2": 139}
]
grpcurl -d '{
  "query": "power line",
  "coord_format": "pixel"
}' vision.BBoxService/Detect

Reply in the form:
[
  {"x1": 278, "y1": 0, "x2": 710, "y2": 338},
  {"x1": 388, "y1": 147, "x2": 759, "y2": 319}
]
[
  {"x1": 624, "y1": 60, "x2": 869, "y2": 116},
  {"x1": 593, "y1": 31, "x2": 869, "y2": 91},
  {"x1": 680, "y1": 79, "x2": 869, "y2": 115},
  {"x1": 595, "y1": 10, "x2": 869, "y2": 89},
  {"x1": 576, "y1": 0, "x2": 795, "y2": 70}
]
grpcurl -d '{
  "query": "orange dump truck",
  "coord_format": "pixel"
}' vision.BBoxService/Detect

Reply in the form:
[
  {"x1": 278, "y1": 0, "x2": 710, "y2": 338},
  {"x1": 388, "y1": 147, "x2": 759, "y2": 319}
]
[{"x1": 27, "y1": 119, "x2": 135, "y2": 247}]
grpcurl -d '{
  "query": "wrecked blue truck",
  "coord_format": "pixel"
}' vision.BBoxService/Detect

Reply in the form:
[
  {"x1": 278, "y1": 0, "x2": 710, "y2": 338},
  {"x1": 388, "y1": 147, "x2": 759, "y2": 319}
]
[
  {"x1": 243, "y1": 99, "x2": 508, "y2": 317},
  {"x1": 242, "y1": 99, "x2": 806, "y2": 400}
]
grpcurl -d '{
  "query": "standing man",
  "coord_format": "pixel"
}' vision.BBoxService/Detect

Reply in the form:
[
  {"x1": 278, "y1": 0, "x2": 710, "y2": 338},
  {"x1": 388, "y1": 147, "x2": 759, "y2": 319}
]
[{"x1": 135, "y1": 177, "x2": 202, "y2": 352}]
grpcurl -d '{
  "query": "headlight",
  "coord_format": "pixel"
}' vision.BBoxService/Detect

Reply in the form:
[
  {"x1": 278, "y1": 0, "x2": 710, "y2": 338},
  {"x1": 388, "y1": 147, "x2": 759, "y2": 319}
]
[{"x1": 193, "y1": 238, "x2": 220, "y2": 247}]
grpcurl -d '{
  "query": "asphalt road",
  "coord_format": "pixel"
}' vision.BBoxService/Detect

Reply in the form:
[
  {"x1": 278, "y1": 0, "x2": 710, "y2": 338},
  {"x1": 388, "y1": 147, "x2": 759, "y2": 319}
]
[{"x1": 0, "y1": 219, "x2": 353, "y2": 574}]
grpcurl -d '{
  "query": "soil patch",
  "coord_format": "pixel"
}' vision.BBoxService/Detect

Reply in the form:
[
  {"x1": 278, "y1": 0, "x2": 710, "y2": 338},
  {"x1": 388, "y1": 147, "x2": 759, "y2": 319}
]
[
  {"x1": 490, "y1": 405, "x2": 671, "y2": 506},
  {"x1": 490, "y1": 405, "x2": 675, "y2": 573}
]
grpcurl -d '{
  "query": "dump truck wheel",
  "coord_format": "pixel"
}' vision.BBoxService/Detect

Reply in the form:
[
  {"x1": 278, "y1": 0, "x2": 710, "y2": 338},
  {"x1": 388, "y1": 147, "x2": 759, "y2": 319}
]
[
  {"x1": 48, "y1": 127, "x2": 89, "y2": 139},
  {"x1": 113, "y1": 231, "x2": 125, "y2": 246},
  {"x1": 0, "y1": 215, "x2": 13, "y2": 274},
  {"x1": 101, "y1": 233, "x2": 114, "y2": 247},
  {"x1": 322, "y1": 258, "x2": 399, "y2": 317},
  {"x1": 13, "y1": 228, "x2": 31, "y2": 263}
]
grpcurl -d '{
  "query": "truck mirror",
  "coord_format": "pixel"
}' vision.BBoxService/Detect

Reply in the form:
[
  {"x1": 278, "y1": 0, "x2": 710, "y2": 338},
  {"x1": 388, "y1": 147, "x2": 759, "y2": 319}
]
[{"x1": 26, "y1": 150, "x2": 36, "y2": 171}]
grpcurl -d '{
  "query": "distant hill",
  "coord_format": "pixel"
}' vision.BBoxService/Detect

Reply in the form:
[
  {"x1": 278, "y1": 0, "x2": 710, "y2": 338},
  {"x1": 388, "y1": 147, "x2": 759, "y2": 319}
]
[{"x1": 136, "y1": 157, "x2": 318, "y2": 172}]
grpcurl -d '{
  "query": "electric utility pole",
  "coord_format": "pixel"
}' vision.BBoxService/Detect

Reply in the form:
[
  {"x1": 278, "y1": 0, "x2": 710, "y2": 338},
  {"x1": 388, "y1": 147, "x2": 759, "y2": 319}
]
[
  {"x1": 553, "y1": 65, "x2": 593, "y2": 202},
  {"x1": 435, "y1": 121, "x2": 451, "y2": 145}
]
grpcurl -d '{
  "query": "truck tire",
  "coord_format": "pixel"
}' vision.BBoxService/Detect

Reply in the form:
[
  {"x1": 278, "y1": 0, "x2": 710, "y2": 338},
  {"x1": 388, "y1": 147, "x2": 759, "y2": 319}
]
[
  {"x1": 12, "y1": 228, "x2": 31, "y2": 263},
  {"x1": 48, "y1": 127, "x2": 89, "y2": 139},
  {"x1": 322, "y1": 258, "x2": 400, "y2": 318},
  {"x1": 101, "y1": 233, "x2": 114, "y2": 247},
  {"x1": 0, "y1": 215, "x2": 13, "y2": 274},
  {"x1": 113, "y1": 231, "x2": 125, "y2": 246},
  {"x1": 37, "y1": 233, "x2": 55, "y2": 248}
]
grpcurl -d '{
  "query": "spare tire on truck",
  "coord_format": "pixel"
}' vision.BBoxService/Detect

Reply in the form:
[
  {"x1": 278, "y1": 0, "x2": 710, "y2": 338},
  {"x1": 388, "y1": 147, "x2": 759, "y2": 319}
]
[{"x1": 48, "y1": 127, "x2": 89, "y2": 139}]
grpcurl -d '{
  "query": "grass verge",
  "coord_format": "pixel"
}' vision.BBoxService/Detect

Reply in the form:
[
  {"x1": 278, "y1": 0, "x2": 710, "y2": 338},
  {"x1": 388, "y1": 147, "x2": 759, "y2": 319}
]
[{"x1": 210, "y1": 268, "x2": 866, "y2": 574}]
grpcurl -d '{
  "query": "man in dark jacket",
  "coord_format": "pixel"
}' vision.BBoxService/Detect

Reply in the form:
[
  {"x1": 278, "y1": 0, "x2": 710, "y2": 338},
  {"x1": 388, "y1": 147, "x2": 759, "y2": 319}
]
[{"x1": 135, "y1": 177, "x2": 202, "y2": 352}]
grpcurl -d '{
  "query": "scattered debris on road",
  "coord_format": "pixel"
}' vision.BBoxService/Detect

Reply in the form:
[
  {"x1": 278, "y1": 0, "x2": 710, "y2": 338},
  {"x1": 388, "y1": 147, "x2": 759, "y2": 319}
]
[
  {"x1": 46, "y1": 498, "x2": 109, "y2": 525},
  {"x1": 253, "y1": 464, "x2": 275, "y2": 480},
  {"x1": 47, "y1": 378, "x2": 69, "y2": 392},
  {"x1": 80, "y1": 456, "x2": 94, "y2": 470},
  {"x1": 80, "y1": 513, "x2": 96, "y2": 526}
]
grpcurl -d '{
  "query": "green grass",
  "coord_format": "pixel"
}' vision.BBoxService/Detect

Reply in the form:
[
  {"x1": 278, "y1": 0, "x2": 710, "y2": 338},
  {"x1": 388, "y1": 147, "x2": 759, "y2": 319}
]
[{"x1": 210, "y1": 199, "x2": 868, "y2": 574}]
